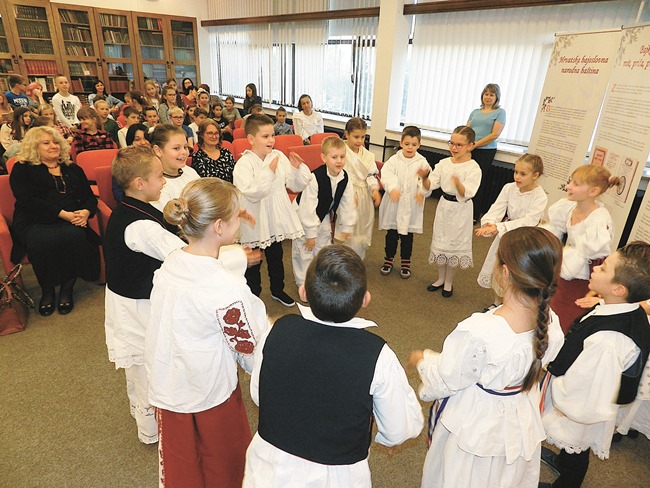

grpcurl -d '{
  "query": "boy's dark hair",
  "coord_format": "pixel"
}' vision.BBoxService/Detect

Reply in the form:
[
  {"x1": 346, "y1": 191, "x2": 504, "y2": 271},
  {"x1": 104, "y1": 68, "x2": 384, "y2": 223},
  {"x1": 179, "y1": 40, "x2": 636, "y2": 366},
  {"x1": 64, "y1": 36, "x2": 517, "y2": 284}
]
[
  {"x1": 305, "y1": 245, "x2": 367, "y2": 323},
  {"x1": 614, "y1": 241, "x2": 650, "y2": 303},
  {"x1": 276, "y1": 106, "x2": 287, "y2": 115},
  {"x1": 123, "y1": 106, "x2": 140, "y2": 119},
  {"x1": 126, "y1": 123, "x2": 149, "y2": 146},
  {"x1": 194, "y1": 107, "x2": 208, "y2": 117},
  {"x1": 248, "y1": 103, "x2": 263, "y2": 115},
  {"x1": 9, "y1": 74, "x2": 26, "y2": 88},
  {"x1": 245, "y1": 113, "x2": 274, "y2": 136},
  {"x1": 402, "y1": 125, "x2": 421, "y2": 141},
  {"x1": 143, "y1": 106, "x2": 158, "y2": 116},
  {"x1": 112, "y1": 146, "x2": 157, "y2": 191}
]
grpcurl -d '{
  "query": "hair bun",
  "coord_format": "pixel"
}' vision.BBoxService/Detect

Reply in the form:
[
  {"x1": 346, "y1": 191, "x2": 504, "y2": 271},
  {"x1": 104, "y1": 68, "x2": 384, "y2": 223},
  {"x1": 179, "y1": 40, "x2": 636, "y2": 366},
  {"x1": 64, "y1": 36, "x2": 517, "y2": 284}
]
[{"x1": 163, "y1": 197, "x2": 190, "y2": 225}]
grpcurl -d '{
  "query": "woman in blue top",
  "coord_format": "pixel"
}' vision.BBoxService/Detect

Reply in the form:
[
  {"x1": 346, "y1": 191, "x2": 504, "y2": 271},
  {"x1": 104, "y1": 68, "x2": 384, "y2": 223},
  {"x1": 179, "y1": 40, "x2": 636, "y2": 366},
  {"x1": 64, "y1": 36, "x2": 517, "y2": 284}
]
[
  {"x1": 467, "y1": 83, "x2": 506, "y2": 221},
  {"x1": 88, "y1": 80, "x2": 124, "y2": 116}
]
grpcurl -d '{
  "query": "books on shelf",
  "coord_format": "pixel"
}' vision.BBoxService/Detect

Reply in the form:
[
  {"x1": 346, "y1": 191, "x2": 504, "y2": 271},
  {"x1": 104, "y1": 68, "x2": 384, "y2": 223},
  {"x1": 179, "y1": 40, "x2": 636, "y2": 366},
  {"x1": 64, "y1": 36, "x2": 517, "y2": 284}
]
[
  {"x1": 103, "y1": 29, "x2": 129, "y2": 44},
  {"x1": 100, "y1": 14, "x2": 128, "y2": 28},
  {"x1": 173, "y1": 33, "x2": 195, "y2": 49},
  {"x1": 21, "y1": 40, "x2": 55, "y2": 55},
  {"x1": 110, "y1": 78, "x2": 132, "y2": 92},
  {"x1": 16, "y1": 20, "x2": 50, "y2": 39},
  {"x1": 29, "y1": 76, "x2": 55, "y2": 92},
  {"x1": 59, "y1": 10, "x2": 89, "y2": 25},
  {"x1": 65, "y1": 44, "x2": 95, "y2": 56},
  {"x1": 137, "y1": 17, "x2": 162, "y2": 31},
  {"x1": 63, "y1": 26, "x2": 93, "y2": 43},
  {"x1": 14, "y1": 5, "x2": 47, "y2": 21},
  {"x1": 139, "y1": 31, "x2": 163, "y2": 46},
  {"x1": 173, "y1": 49, "x2": 195, "y2": 61},
  {"x1": 68, "y1": 62, "x2": 97, "y2": 76},
  {"x1": 25, "y1": 60, "x2": 58, "y2": 75}
]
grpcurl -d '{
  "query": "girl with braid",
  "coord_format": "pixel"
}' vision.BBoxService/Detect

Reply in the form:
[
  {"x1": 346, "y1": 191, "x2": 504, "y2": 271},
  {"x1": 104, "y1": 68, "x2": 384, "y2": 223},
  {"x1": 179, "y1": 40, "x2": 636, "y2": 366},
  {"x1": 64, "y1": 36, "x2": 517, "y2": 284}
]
[{"x1": 409, "y1": 227, "x2": 565, "y2": 488}]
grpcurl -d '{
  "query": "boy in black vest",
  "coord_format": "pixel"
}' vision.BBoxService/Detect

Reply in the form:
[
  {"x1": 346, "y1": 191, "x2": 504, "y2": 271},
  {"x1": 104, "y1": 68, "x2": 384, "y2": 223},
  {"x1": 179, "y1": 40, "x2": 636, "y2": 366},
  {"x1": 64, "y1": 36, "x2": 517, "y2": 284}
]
[
  {"x1": 540, "y1": 241, "x2": 650, "y2": 488},
  {"x1": 244, "y1": 245, "x2": 424, "y2": 487},
  {"x1": 291, "y1": 136, "x2": 357, "y2": 287},
  {"x1": 104, "y1": 146, "x2": 185, "y2": 444}
]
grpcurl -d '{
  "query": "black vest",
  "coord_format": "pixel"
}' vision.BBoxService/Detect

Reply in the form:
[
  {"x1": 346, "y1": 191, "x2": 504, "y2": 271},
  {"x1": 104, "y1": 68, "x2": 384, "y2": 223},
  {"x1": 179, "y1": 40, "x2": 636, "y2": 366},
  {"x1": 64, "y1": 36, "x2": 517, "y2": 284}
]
[
  {"x1": 104, "y1": 196, "x2": 178, "y2": 299},
  {"x1": 298, "y1": 166, "x2": 349, "y2": 222},
  {"x1": 548, "y1": 307, "x2": 650, "y2": 404},
  {"x1": 258, "y1": 314, "x2": 386, "y2": 465}
]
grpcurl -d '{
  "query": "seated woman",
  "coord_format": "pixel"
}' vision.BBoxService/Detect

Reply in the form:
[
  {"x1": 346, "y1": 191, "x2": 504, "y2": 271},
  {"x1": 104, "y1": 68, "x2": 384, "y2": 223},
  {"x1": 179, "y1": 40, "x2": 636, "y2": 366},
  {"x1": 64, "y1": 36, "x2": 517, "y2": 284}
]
[
  {"x1": 293, "y1": 94, "x2": 324, "y2": 144},
  {"x1": 9, "y1": 126, "x2": 100, "y2": 316},
  {"x1": 191, "y1": 119, "x2": 235, "y2": 182},
  {"x1": 88, "y1": 80, "x2": 124, "y2": 115}
]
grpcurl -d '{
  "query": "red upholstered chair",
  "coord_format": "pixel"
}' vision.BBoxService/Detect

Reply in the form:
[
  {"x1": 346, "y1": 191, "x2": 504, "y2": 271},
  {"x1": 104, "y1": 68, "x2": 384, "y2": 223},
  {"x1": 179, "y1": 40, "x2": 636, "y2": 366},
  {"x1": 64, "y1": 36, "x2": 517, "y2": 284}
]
[
  {"x1": 95, "y1": 199, "x2": 112, "y2": 285},
  {"x1": 376, "y1": 161, "x2": 384, "y2": 191},
  {"x1": 310, "y1": 132, "x2": 339, "y2": 145},
  {"x1": 234, "y1": 119, "x2": 243, "y2": 129},
  {"x1": 273, "y1": 134, "x2": 303, "y2": 157},
  {"x1": 288, "y1": 144, "x2": 323, "y2": 172},
  {"x1": 76, "y1": 148, "x2": 119, "y2": 196},
  {"x1": 221, "y1": 140, "x2": 234, "y2": 155},
  {"x1": 95, "y1": 165, "x2": 117, "y2": 210},
  {"x1": 232, "y1": 139, "x2": 252, "y2": 162},
  {"x1": 233, "y1": 127, "x2": 246, "y2": 140},
  {"x1": 5, "y1": 157, "x2": 18, "y2": 174}
]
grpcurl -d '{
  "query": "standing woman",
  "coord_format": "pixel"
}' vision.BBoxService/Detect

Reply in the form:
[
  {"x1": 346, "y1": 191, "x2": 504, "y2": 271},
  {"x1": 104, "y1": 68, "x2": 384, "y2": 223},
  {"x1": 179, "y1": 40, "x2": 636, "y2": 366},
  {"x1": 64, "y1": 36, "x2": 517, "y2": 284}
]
[
  {"x1": 243, "y1": 83, "x2": 262, "y2": 115},
  {"x1": 9, "y1": 126, "x2": 99, "y2": 316},
  {"x1": 467, "y1": 83, "x2": 506, "y2": 221},
  {"x1": 293, "y1": 94, "x2": 324, "y2": 145}
]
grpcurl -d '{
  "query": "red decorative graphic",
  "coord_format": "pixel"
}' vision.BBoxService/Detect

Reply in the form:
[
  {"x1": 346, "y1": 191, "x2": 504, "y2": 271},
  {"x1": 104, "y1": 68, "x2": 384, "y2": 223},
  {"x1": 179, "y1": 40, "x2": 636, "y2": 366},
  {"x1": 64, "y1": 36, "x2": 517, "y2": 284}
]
[{"x1": 217, "y1": 302, "x2": 256, "y2": 355}]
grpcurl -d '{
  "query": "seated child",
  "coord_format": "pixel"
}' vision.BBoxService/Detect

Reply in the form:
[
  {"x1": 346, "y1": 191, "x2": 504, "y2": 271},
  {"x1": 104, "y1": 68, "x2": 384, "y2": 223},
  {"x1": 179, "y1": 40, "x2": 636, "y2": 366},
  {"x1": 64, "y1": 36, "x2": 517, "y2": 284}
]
[
  {"x1": 70, "y1": 106, "x2": 117, "y2": 161},
  {"x1": 540, "y1": 241, "x2": 650, "y2": 488},
  {"x1": 244, "y1": 244, "x2": 424, "y2": 487},
  {"x1": 273, "y1": 106, "x2": 293, "y2": 136},
  {"x1": 104, "y1": 146, "x2": 185, "y2": 444},
  {"x1": 142, "y1": 105, "x2": 159, "y2": 133},
  {"x1": 291, "y1": 136, "x2": 356, "y2": 287},
  {"x1": 167, "y1": 105, "x2": 194, "y2": 148},
  {"x1": 189, "y1": 107, "x2": 208, "y2": 141},
  {"x1": 212, "y1": 103, "x2": 234, "y2": 142},
  {"x1": 94, "y1": 99, "x2": 119, "y2": 144},
  {"x1": 118, "y1": 106, "x2": 142, "y2": 148}
]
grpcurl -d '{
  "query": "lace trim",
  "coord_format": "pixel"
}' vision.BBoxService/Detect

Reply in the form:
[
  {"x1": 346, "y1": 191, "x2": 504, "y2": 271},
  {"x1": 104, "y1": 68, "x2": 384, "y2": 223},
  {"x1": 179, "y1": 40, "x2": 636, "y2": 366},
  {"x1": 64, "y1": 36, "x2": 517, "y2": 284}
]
[
  {"x1": 428, "y1": 252, "x2": 473, "y2": 269},
  {"x1": 545, "y1": 436, "x2": 609, "y2": 460},
  {"x1": 107, "y1": 349, "x2": 144, "y2": 370},
  {"x1": 477, "y1": 273, "x2": 492, "y2": 288},
  {"x1": 239, "y1": 230, "x2": 305, "y2": 249}
]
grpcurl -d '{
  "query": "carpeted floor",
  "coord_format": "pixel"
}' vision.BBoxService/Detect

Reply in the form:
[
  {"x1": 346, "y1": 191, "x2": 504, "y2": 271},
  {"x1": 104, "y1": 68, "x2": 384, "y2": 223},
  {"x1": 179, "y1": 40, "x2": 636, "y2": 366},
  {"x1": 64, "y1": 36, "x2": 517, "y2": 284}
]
[{"x1": 1, "y1": 197, "x2": 648, "y2": 487}]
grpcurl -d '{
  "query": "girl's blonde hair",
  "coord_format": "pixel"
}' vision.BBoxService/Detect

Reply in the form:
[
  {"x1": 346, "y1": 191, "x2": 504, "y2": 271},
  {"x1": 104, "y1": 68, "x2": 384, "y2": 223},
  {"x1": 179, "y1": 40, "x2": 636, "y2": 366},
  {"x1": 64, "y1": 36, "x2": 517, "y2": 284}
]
[
  {"x1": 150, "y1": 124, "x2": 186, "y2": 149},
  {"x1": 164, "y1": 178, "x2": 240, "y2": 240},
  {"x1": 144, "y1": 80, "x2": 161, "y2": 103},
  {"x1": 37, "y1": 103, "x2": 59, "y2": 123},
  {"x1": 517, "y1": 153, "x2": 544, "y2": 175},
  {"x1": 168, "y1": 106, "x2": 184, "y2": 118},
  {"x1": 571, "y1": 165, "x2": 621, "y2": 195},
  {"x1": 17, "y1": 126, "x2": 71, "y2": 165}
]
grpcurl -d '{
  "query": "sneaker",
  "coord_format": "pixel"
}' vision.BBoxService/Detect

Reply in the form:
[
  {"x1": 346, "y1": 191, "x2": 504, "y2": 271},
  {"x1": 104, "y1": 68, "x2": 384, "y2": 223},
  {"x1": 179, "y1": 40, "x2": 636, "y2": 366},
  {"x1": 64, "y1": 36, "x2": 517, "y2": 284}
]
[
  {"x1": 540, "y1": 447, "x2": 560, "y2": 474},
  {"x1": 271, "y1": 291, "x2": 296, "y2": 307},
  {"x1": 400, "y1": 259, "x2": 411, "y2": 279},
  {"x1": 380, "y1": 257, "x2": 394, "y2": 275}
]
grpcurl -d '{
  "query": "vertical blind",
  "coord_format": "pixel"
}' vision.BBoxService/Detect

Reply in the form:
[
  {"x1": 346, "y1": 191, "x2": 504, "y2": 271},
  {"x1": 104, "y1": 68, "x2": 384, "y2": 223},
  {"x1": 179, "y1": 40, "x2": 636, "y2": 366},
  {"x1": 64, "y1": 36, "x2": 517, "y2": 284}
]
[{"x1": 404, "y1": 1, "x2": 646, "y2": 146}]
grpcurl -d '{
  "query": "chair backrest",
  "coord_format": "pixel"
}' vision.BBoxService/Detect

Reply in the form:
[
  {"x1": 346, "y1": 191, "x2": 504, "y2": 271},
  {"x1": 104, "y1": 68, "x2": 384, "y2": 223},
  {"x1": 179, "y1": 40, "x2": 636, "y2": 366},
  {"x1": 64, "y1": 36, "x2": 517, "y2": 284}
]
[
  {"x1": 95, "y1": 165, "x2": 117, "y2": 210},
  {"x1": 233, "y1": 127, "x2": 246, "y2": 139},
  {"x1": 221, "y1": 140, "x2": 234, "y2": 155},
  {"x1": 5, "y1": 157, "x2": 18, "y2": 174},
  {"x1": 288, "y1": 144, "x2": 323, "y2": 172},
  {"x1": 76, "y1": 148, "x2": 119, "y2": 182},
  {"x1": 273, "y1": 134, "x2": 303, "y2": 157},
  {"x1": 0, "y1": 174, "x2": 15, "y2": 225},
  {"x1": 234, "y1": 119, "x2": 243, "y2": 129},
  {"x1": 232, "y1": 139, "x2": 252, "y2": 161},
  {"x1": 310, "y1": 132, "x2": 340, "y2": 145}
]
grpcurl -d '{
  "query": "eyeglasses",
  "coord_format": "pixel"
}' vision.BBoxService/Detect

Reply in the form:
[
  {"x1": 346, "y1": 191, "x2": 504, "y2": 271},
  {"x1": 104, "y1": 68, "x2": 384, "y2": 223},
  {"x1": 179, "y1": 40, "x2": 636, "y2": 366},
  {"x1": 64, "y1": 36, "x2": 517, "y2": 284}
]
[
  {"x1": 204, "y1": 131, "x2": 219, "y2": 137},
  {"x1": 170, "y1": 115, "x2": 184, "y2": 120},
  {"x1": 447, "y1": 141, "x2": 468, "y2": 149}
]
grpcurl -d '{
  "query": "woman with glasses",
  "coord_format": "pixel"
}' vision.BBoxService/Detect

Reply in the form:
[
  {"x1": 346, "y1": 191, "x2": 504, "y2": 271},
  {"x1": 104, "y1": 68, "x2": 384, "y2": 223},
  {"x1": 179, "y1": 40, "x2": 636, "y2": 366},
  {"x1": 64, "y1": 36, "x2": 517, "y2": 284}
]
[
  {"x1": 191, "y1": 119, "x2": 235, "y2": 182},
  {"x1": 467, "y1": 83, "x2": 506, "y2": 222}
]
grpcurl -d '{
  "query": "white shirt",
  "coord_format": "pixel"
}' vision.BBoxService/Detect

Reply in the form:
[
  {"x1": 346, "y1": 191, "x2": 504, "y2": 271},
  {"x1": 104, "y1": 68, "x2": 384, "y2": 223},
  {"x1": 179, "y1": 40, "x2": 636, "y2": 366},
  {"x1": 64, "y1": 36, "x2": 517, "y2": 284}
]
[
  {"x1": 52, "y1": 92, "x2": 81, "y2": 128},
  {"x1": 481, "y1": 183, "x2": 547, "y2": 236},
  {"x1": 293, "y1": 111, "x2": 324, "y2": 141},
  {"x1": 150, "y1": 165, "x2": 200, "y2": 212}
]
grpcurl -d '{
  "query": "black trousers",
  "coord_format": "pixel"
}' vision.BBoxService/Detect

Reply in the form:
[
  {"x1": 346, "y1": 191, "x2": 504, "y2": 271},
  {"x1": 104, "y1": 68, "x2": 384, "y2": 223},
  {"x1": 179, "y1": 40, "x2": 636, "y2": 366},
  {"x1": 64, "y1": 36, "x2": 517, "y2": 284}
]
[
  {"x1": 244, "y1": 241, "x2": 285, "y2": 296},
  {"x1": 471, "y1": 148, "x2": 497, "y2": 220},
  {"x1": 553, "y1": 448, "x2": 590, "y2": 488},
  {"x1": 384, "y1": 230, "x2": 413, "y2": 260}
]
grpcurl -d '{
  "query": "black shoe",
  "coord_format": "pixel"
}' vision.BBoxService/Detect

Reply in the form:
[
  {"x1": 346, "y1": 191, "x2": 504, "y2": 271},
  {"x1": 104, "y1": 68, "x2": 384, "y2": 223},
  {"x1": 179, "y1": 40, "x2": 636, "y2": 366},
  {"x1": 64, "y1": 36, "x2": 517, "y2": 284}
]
[
  {"x1": 612, "y1": 432, "x2": 623, "y2": 443},
  {"x1": 57, "y1": 278, "x2": 76, "y2": 315},
  {"x1": 58, "y1": 299, "x2": 74, "y2": 315},
  {"x1": 271, "y1": 291, "x2": 295, "y2": 307},
  {"x1": 380, "y1": 257, "x2": 394, "y2": 276},
  {"x1": 38, "y1": 288, "x2": 55, "y2": 317},
  {"x1": 541, "y1": 447, "x2": 560, "y2": 474},
  {"x1": 629, "y1": 429, "x2": 639, "y2": 439},
  {"x1": 427, "y1": 283, "x2": 443, "y2": 292},
  {"x1": 442, "y1": 288, "x2": 453, "y2": 298}
]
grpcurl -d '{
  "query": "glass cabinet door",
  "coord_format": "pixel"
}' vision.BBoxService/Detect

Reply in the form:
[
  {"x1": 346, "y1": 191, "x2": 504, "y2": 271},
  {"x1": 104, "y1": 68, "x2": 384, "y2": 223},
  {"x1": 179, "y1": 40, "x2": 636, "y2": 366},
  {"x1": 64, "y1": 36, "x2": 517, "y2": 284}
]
[
  {"x1": 170, "y1": 19, "x2": 197, "y2": 83},
  {"x1": 95, "y1": 9, "x2": 137, "y2": 94}
]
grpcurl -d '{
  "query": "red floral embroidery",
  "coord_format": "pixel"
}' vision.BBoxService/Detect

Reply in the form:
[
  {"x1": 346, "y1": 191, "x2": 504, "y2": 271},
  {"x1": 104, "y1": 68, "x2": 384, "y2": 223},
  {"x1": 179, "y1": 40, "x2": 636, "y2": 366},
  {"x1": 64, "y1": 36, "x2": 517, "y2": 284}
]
[{"x1": 217, "y1": 301, "x2": 256, "y2": 355}]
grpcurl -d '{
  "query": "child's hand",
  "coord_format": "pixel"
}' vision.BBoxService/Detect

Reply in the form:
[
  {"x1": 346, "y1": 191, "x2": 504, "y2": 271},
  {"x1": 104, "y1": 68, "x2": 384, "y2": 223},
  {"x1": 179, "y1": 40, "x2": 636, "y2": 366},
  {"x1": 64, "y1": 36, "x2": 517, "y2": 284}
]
[
  {"x1": 451, "y1": 175, "x2": 460, "y2": 188},
  {"x1": 575, "y1": 296, "x2": 600, "y2": 309},
  {"x1": 268, "y1": 156, "x2": 279, "y2": 173},
  {"x1": 416, "y1": 193, "x2": 424, "y2": 206},
  {"x1": 407, "y1": 350, "x2": 424, "y2": 369},
  {"x1": 417, "y1": 168, "x2": 430, "y2": 179},
  {"x1": 337, "y1": 232, "x2": 351, "y2": 242},
  {"x1": 239, "y1": 209, "x2": 256, "y2": 226},
  {"x1": 243, "y1": 247, "x2": 263, "y2": 267},
  {"x1": 372, "y1": 189, "x2": 381, "y2": 207},
  {"x1": 304, "y1": 238, "x2": 316, "y2": 251},
  {"x1": 389, "y1": 189, "x2": 400, "y2": 202},
  {"x1": 288, "y1": 151, "x2": 304, "y2": 169},
  {"x1": 475, "y1": 224, "x2": 497, "y2": 237}
]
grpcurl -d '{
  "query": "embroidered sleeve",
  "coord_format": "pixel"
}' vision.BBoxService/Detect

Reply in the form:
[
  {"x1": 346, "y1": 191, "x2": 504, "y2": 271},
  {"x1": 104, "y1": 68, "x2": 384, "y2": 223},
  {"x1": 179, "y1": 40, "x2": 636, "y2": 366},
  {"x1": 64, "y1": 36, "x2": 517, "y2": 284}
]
[{"x1": 216, "y1": 301, "x2": 257, "y2": 356}]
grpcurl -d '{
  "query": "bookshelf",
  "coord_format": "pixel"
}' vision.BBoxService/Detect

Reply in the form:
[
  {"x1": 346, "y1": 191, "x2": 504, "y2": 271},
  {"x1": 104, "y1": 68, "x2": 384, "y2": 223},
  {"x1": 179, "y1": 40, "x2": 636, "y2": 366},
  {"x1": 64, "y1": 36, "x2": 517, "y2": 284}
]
[
  {"x1": 94, "y1": 8, "x2": 138, "y2": 95},
  {"x1": 169, "y1": 19, "x2": 198, "y2": 84},
  {"x1": 0, "y1": 4, "x2": 15, "y2": 94}
]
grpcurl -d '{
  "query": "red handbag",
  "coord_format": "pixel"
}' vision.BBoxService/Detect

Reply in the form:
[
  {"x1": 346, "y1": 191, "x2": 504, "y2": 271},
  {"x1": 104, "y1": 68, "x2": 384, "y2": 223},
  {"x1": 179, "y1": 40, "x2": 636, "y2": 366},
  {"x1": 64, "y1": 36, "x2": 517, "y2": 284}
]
[{"x1": 0, "y1": 265, "x2": 34, "y2": 336}]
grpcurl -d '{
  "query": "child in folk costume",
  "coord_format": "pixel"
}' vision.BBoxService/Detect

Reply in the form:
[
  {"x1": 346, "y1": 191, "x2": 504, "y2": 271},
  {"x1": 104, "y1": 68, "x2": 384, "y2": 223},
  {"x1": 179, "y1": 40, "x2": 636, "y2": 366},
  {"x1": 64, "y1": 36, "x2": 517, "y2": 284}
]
[
  {"x1": 540, "y1": 242, "x2": 650, "y2": 488},
  {"x1": 233, "y1": 114, "x2": 311, "y2": 307},
  {"x1": 426, "y1": 126, "x2": 482, "y2": 298},
  {"x1": 146, "y1": 178, "x2": 268, "y2": 488},
  {"x1": 542, "y1": 165, "x2": 618, "y2": 333},
  {"x1": 377, "y1": 125, "x2": 431, "y2": 279},
  {"x1": 343, "y1": 117, "x2": 381, "y2": 259},
  {"x1": 475, "y1": 154, "x2": 547, "y2": 310},
  {"x1": 244, "y1": 245, "x2": 423, "y2": 488},
  {"x1": 291, "y1": 137, "x2": 356, "y2": 287},
  {"x1": 410, "y1": 227, "x2": 565, "y2": 488}
]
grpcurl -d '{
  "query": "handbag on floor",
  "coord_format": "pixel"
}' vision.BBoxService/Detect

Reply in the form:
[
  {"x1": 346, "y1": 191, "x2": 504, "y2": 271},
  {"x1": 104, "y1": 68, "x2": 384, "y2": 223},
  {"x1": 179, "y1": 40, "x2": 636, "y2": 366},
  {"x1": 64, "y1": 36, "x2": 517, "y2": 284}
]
[{"x1": 0, "y1": 264, "x2": 34, "y2": 336}]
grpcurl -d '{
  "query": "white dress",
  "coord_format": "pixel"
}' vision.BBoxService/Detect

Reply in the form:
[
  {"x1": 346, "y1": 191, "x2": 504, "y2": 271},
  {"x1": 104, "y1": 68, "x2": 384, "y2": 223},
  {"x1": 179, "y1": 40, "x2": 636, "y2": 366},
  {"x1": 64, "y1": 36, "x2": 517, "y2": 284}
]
[
  {"x1": 146, "y1": 248, "x2": 268, "y2": 413},
  {"x1": 542, "y1": 303, "x2": 642, "y2": 459},
  {"x1": 378, "y1": 150, "x2": 432, "y2": 235},
  {"x1": 477, "y1": 183, "x2": 547, "y2": 288},
  {"x1": 292, "y1": 111, "x2": 324, "y2": 141},
  {"x1": 616, "y1": 347, "x2": 650, "y2": 439},
  {"x1": 344, "y1": 144, "x2": 379, "y2": 259},
  {"x1": 417, "y1": 308, "x2": 564, "y2": 488},
  {"x1": 233, "y1": 149, "x2": 311, "y2": 249},
  {"x1": 427, "y1": 158, "x2": 481, "y2": 268},
  {"x1": 244, "y1": 304, "x2": 424, "y2": 488},
  {"x1": 542, "y1": 198, "x2": 614, "y2": 280},
  {"x1": 150, "y1": 165, "x2": 200, "y2": 212}
]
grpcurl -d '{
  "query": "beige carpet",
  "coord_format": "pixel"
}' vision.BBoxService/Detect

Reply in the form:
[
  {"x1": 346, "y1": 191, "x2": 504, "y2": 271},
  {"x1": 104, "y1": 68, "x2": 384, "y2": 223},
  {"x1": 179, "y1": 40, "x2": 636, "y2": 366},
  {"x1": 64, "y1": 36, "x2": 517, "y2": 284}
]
[{"x1": 1, "y1": 198, "x2": 648, "y2": 487}]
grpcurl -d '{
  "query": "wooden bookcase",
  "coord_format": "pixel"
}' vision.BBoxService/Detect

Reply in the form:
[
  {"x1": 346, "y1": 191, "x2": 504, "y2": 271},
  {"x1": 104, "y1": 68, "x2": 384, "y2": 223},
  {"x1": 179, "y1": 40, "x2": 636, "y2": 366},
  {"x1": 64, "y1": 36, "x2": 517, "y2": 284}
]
[{"x1": 0, "y1": 0, "x2": 199, "y2": 97}]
